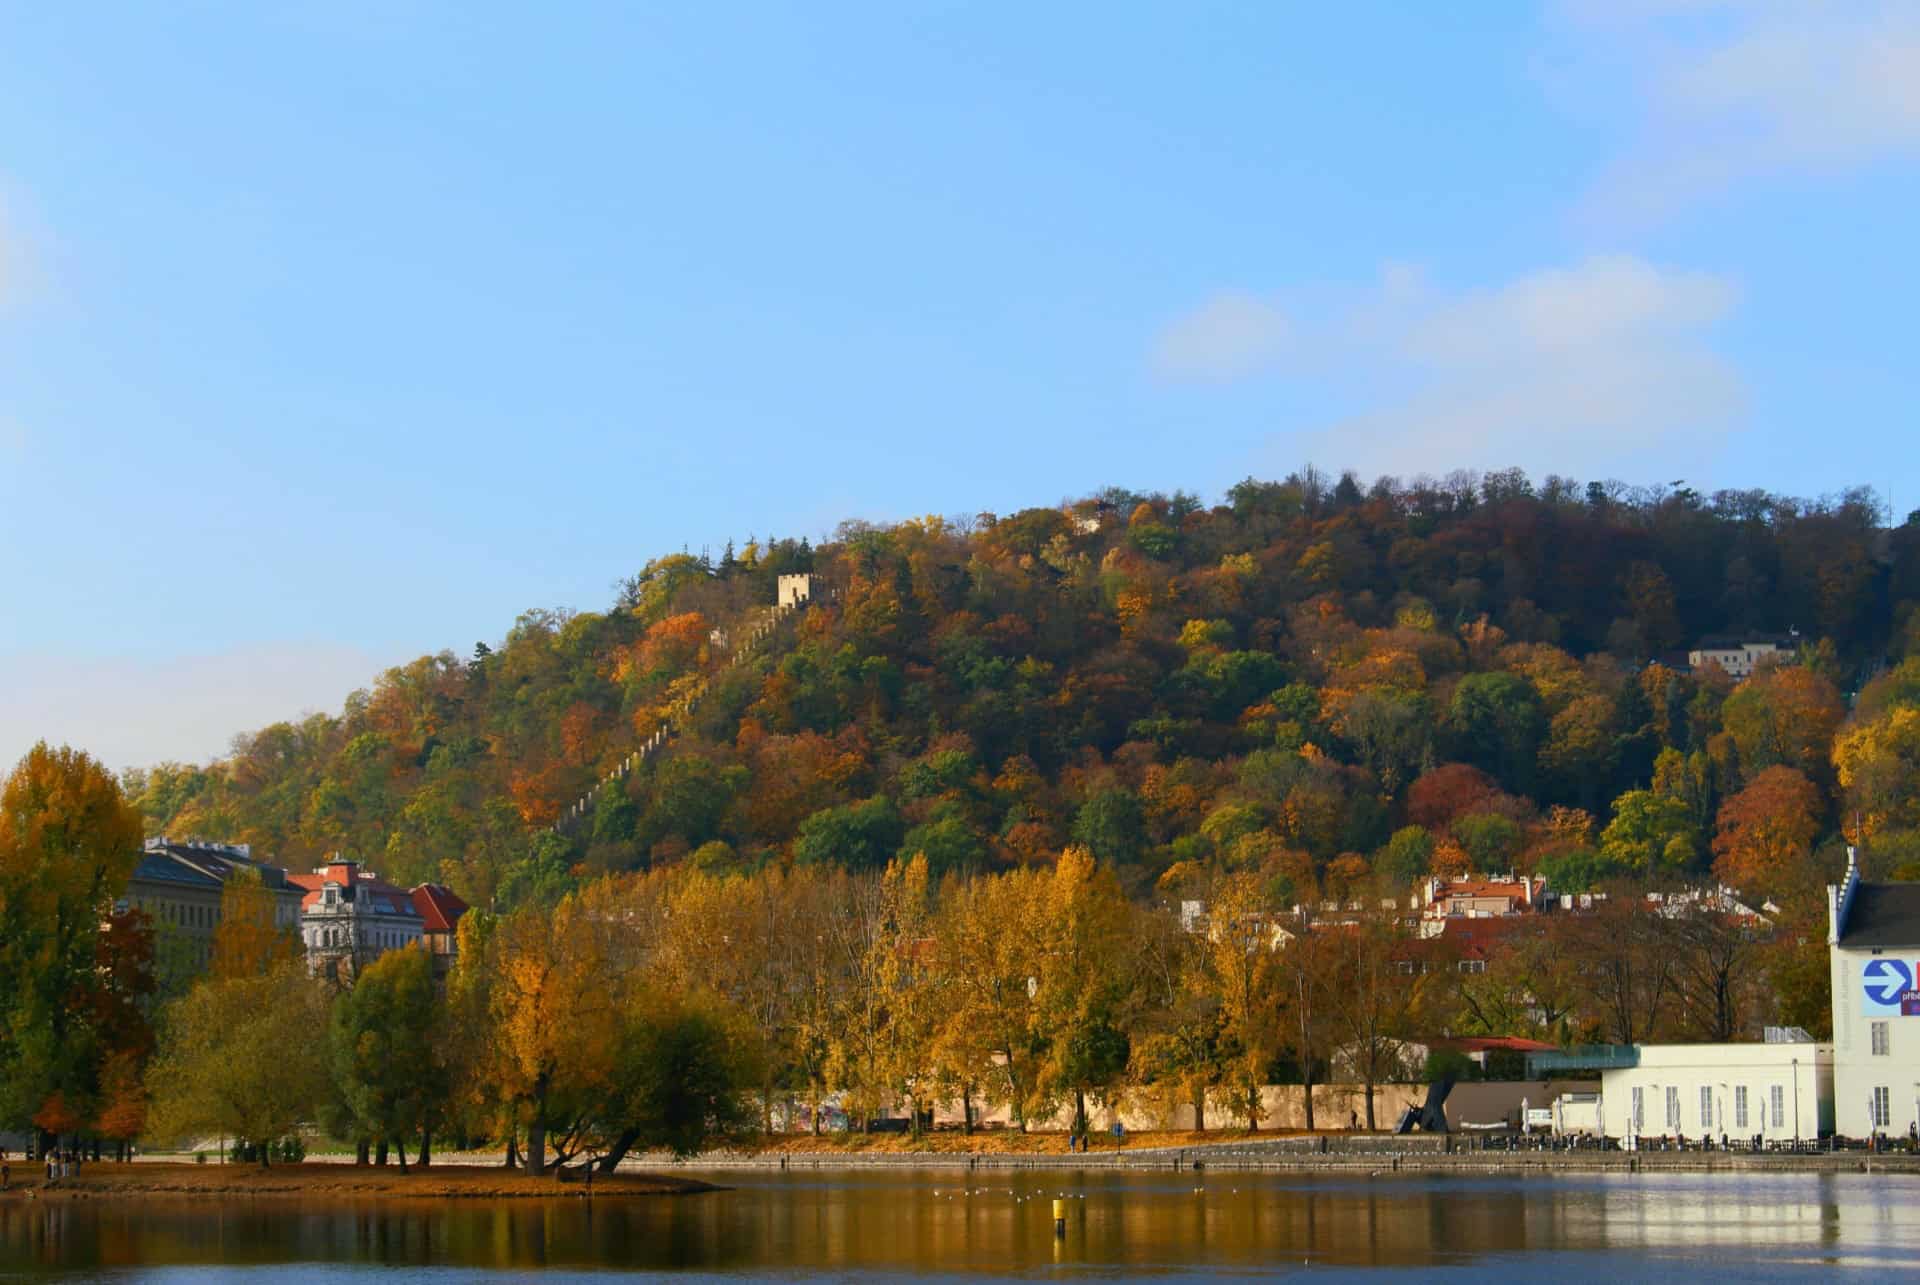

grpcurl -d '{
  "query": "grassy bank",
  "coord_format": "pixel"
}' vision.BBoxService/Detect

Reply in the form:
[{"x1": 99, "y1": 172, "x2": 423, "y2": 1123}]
[{"x1": 0, "y1": 1161, "x2": 717, "y2": 1201}]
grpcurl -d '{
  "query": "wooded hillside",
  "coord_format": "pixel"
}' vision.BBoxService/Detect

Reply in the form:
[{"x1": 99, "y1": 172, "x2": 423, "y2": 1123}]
[{"x1": 125, "y1": 470, "x2": 1920, "y2": 916}]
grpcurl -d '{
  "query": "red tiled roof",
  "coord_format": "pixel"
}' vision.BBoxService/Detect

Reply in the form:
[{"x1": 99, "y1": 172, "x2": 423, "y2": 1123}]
[
  {"x1": 290, "y1": 866, "x2": 419, "y2": 916},
  {"x1": 1435, "y1": 1035, "x2": 1558, "y2": 1054},
  {"x1": 411, "y1": 884, "x2": 469, "y2": 934}
]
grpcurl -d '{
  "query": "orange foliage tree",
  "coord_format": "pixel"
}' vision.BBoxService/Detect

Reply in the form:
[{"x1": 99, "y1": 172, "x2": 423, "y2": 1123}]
[{"x1": 1711, "y1": 766, "x2": 1824, "y2": 897}]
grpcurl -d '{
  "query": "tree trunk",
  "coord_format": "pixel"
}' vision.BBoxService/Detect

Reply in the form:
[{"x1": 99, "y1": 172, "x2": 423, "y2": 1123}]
[
  {"x1": 1248, "y1": 1077, "x2": 1260, "y2": 1133},
  {"x1": 595, "y1": 1128, "x2": 642, "y2": 1173},
  {"x1": 527, "y1": 1079, "x2": 549, "y2": 1176},
  {"x1": 259, "y1": 1141, "x2": 271, "y2": 1169},
  {"x1": 356, "y1": 1139, "x2": 370, "y2": 1166},
  {"x1": 1302, "y1": 1073, "x2": 1316, "y2": 1132},
  {"x1": 395, "y1": 1139, "x2": 409, "y2": 1174},
  {"x1": 1364, "y1": 1077, "x2": 1377, "y2": 1130},
  {"x1": 418, "y1": 1125, "x2": 432, "y2": 1168},
  {"x1": 961, "y1": 1084, "x2": 974, "y2": 1136},
  {"x1": 1074, "y1": 1089, "x2": 1088, "y2": 1139},
  {"x1": 1193, "y1": 1086, "x2": 1206, "y2": 1134},
  {"x1": 504, "y1": 1134, "x2": 520, "y2": 1169},
  {"x1": 375, "y1": 1140, "x2": 388, "y2": 1166}
]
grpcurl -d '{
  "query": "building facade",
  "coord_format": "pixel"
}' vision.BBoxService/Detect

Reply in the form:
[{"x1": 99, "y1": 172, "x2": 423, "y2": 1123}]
[
  {"x1": 1828, "y1": 852, "x2": 1920, "y2": 1138},
  {"x1": 1598, "y1": 1041, "x2": 1833, "y2": 1145},
  {"x1": 777, "y1": 573, "x2": 818, "y2": 608},
  {"x1": 292, "y1": 858, "x2": 427, "y2": 982},
  {"x1": 1687, "y1": 634, "x2": 1798, "y2": 679},
  {"x1": 119, "y1": 838, "x2": 304, "y2": 972}
]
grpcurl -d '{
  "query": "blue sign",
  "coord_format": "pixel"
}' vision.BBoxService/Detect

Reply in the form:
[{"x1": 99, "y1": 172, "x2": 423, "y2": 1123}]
[{"x1": 1862, "y1": 958, "x2": 1914, "y2": 1011}]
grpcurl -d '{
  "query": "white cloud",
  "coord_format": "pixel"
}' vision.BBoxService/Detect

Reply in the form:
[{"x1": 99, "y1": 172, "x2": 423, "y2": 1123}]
[
  {"x1": 1151, "y1": 290, "x2": 1292, "y2": 381},
  {"x1": 1563, "y1": 1, "x2": 1920, "y2": 221},
  {"x1": 0, "y1": 641, "x2": 394, "y2": 773},
  {"x1": 1154, "y1": 254, "x2": 1745, "y2": 479}
]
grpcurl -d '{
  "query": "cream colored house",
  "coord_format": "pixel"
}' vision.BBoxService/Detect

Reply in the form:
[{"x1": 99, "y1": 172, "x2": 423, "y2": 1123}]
[{"x1": 1598, "y1": 1041, "x2": 1832, "y2": 1144}]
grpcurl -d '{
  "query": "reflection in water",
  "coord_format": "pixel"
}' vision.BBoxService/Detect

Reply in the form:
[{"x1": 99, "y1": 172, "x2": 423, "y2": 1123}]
[{"x1": 3, "y1": 1170, "x2": 1918, "y2": 1278}]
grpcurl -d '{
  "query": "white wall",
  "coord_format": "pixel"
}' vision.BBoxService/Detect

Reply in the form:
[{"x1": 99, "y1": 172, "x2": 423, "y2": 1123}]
[
  {"x1": 1598, "y1": 1044, "x2": 1830, "y2": 1143},
  {"x1": 1831, "y1": 944, "x2": 1920, "y2": 1138}
]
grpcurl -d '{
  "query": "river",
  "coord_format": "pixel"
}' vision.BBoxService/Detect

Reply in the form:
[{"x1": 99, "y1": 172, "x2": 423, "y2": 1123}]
[{"x1": 3, "y1": 1168, "x2": 1916, "y2": 1279}]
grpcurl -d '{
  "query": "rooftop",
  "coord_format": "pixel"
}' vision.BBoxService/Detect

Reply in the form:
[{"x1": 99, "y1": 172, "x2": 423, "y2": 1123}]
[{"x1": 1837, "y1": 880, "x2": 1920, "y2": 949}]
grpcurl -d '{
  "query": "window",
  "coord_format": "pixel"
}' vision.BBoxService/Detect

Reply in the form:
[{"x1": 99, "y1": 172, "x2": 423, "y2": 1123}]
[
  {"x1": 1631, "y1": 1086, "x2": 1644, "y2": 1133},
  {"x1": 1700, "y1": 1086, "x2": 1713, "y2": 1130},
  {"x1": 1735, "y1": 1085, "x2": 1749, "y2": 1130},
  {"x1": 1771, "y1": 1085, "x2": 1784, "y2": 1130},
  {"x1": 1872, "y1": 1021, "x2": 1891, "y2": 1056},
  {"x1": 1458, "y1": 959, "x2": 1487, "y2": 974},
  {"x1": 1873, "y1": 1086, "x2": 1892, "y2": 1129},
  {"x1": 1666, "y1": 1086, "x2": 1680, "y2": 1130},
  {"x1": 1395, "y1": 960, "x2": 1416, "y2": 975}
]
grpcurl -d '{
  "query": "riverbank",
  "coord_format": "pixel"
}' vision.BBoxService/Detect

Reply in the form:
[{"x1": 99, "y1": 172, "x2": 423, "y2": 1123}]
[
  {"x1": 634, "y1": 1133, "x2": 1920, "y2": 1175},
  {"x1": 0, "y1": 1161, "x2": 717, "y2": 1201}
]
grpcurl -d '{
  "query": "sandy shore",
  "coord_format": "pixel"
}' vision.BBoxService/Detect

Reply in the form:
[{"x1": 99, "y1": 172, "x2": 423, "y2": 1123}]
[{"x1": 0, "y1": 1160, "x2": 717, "y2": 1201}]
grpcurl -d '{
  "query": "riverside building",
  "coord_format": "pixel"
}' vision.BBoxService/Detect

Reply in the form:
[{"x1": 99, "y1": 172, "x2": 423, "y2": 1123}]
[{"x1": 1828, "y1": 851, "x2": 1920, "y2": 1138}]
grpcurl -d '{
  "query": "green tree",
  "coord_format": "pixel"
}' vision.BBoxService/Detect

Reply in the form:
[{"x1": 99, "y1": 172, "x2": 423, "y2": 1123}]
[
  {"x1": 1072, "y1": 789, "x2": 1146, "y2": 865},
  {"x1": 145, "y1": 962, "x2": 333, "y2": 1164},
  {"x1": 1599, "y1": 789, "x2": 1700, "y2": 873},
  {"x1": 1448, "y1": 673, "x2": 1544, "y2": 794},
  {"x1": 331, "y1": 944, "x2": 446, "y2": 1170},
  {"x1": 794, "y1": 796, "x2": 905, "y2": 870},
  {"x1": 1376, "y1": 826, "x2": 1435, "y2": 890}
]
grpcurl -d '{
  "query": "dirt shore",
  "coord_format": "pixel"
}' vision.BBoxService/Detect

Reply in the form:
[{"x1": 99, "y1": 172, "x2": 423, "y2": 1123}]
[{"x1": 0, "y1": 1161, "x2": 717, "y2": 1201}]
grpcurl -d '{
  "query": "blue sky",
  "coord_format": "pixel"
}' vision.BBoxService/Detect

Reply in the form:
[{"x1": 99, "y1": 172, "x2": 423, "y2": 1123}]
[{"x1": 3, "y1": 2, "x2": 1917, "y2": 768}]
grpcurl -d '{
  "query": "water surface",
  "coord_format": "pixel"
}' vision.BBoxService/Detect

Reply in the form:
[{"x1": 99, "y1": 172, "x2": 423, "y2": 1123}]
[{"x1": 3, "y1": 1168, "x2": 1915, "y2": 1279}]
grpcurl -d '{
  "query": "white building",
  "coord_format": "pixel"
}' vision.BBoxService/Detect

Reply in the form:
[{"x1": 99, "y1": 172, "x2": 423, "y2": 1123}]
[
  {"x1": 291, "y1": 857, "x2": 426, "y2": 983},
  {"x1": 1598, "y1": 1041, "x2": 1832, "y2": 1145},
  {"x1": 777, "y1": 574, "x2": 818, "y2": 608},
  {"x1": 1828, "y1": 852, "x2": 1920, "y2": 1138},
  {"x1": 1687, "y1": 634, "x2": 1797, "y2": 680}
]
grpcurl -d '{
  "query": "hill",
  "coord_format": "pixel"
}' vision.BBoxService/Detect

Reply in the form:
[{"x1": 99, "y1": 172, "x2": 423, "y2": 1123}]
[{"x1": 123, "y1": 470, "x2": 1920, "y2": 913}]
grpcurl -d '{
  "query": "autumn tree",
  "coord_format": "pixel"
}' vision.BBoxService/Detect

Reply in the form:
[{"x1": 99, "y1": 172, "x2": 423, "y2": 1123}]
[
  {"x1": 212, "y1": 867, "x2": 302, "y2": 979},
  {"x1": 0, "y1": 744, "x2": 142, "y2": 1143},
  {"x1": 1031, "y1": 850, "x2": 1137, "y2": 1137},
  {"x1": 1204, "y1": 872, "x2": 1282, "y2": 1130},
  {"x1": 1324, "y1": 907, "x2": 1434, "y2": 1129},
  {"x1": 1564, "y1": 895, "x2": 1679, "y2": 1045},
  {"x1": 1722, "y1": 666, "x2": 1844, "y2": 783},
  {"x1": 1711, "y1": 767, "x2": 1823, "y2": 897}
]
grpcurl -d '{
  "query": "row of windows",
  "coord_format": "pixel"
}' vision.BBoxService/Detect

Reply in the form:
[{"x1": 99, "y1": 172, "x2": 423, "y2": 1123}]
[
  {"x1": 1394, "y1": 959, "x2": 1487, "y2": 975},
  {"x1": 310, "y1": 925, "x2": 419, "y2": 952},
  {"x1": 1631, "y1": 1083, "x2": 1789, "y2": 1132},
  {"x1": 133, "y1": 897, "x2": 298, "y2": 930}
]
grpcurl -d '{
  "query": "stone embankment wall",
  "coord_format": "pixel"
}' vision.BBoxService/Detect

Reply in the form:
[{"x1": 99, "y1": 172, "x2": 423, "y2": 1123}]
[{"x1": 932, "y1": 1084, "x2": 1428, "y2": 1133}]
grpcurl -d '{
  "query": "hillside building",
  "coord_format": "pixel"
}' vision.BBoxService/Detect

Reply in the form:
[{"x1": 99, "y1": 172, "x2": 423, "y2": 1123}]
[
  {"x1": 777, "y1": 574, "x2": 818, "y2": 608},
  {"x1": 1687, "y1": 633, "x2": 1799, "y2": 680}
]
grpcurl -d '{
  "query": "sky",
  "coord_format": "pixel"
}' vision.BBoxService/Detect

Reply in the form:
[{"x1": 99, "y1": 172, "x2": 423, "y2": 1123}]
[{"x1": 2, "y1": 1, "x2": 1917, "y2": 769}]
